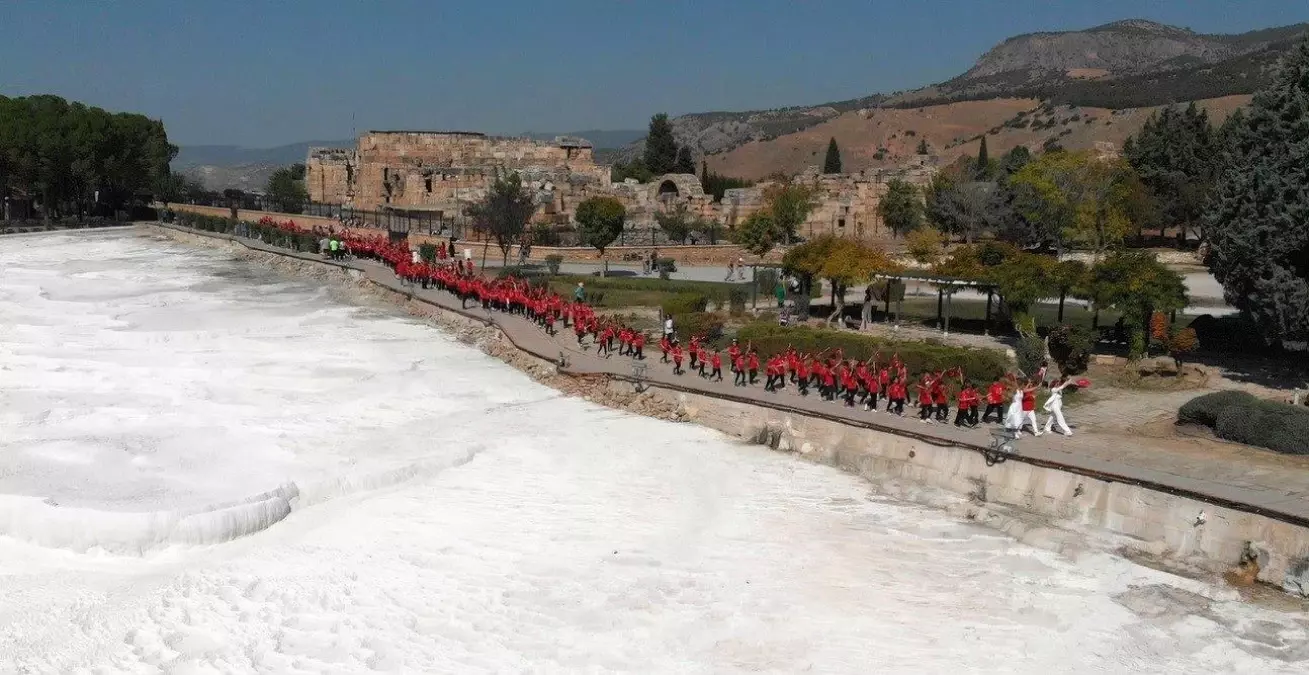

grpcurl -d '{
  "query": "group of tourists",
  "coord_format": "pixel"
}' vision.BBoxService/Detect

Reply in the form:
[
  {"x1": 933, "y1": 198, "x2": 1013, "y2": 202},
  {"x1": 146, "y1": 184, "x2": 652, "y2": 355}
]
[{"x1": 339, "y1": 232, "x2": 1076, "y2": 440}]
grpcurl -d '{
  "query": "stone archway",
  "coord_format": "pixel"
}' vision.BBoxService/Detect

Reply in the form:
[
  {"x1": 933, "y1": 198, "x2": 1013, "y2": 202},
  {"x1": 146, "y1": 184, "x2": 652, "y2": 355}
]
[{"x1": 657, "y1": 179, "x2": 680, "y2": 199}]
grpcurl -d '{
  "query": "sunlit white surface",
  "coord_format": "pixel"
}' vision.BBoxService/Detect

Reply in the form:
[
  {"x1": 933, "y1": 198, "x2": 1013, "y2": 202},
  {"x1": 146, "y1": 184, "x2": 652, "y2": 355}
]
[{"x1": 0, "y1": 231, "x2": 1304, "y2": 674}]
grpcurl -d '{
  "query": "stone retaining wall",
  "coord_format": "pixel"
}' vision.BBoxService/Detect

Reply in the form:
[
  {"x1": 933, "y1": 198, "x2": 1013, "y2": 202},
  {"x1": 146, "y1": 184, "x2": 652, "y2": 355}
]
[{"x1": 141, "y1": 223, "x2": 1309, "y2": 596}]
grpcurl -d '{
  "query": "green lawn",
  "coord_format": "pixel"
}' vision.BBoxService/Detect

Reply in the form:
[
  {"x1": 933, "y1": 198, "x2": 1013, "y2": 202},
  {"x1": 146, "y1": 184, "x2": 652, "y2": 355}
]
[{"x1": 548, "y1": 274, "x2": 747, "y2": 309}]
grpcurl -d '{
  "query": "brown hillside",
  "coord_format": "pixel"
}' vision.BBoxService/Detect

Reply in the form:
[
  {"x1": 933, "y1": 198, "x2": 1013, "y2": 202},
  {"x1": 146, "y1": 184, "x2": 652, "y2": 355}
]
[{"x1": 706, "y1": 95, "x2": 1250, "y2": 180}]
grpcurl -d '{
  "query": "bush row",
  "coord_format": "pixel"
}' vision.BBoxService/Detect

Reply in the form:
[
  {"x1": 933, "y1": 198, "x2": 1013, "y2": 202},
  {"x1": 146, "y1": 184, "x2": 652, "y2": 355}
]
[
  {"x1": 1177, "y1": 391, "x2": 1309, "y2": 455},
  {"x1": 174, "y1": 212, "x2": 320, "y2": 253},
  {"x1": 733, "y1": 322, "x2": 1011, "y2": 382}
]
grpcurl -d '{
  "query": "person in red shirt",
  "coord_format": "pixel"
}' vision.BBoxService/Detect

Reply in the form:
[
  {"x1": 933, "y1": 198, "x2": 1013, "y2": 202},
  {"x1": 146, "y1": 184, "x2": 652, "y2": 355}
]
[
  {"x1": 631, "y1": 331, "x2": 645, "y2": 360},
  {"x1": 763, "y1": 356, "x2": 780, "y2": 392},
  {"x1": 819, "y1": 362, "x2": 836, "y2": 401},
  {"x1": 544, "y1": 309, "x2": 556, "y2": 336},
  {"x1": 746, "y1": 350, "x2": 760, "y2": 385},
  {"x1": 840, "y1": 365, "x2": 859, "y2": 407},
  {"x1": 887, "y1": 376, "x2": 907, "y2": 416},
  {"x1": 795, "y1": 357, "x2": 811, "y2": 396},
  {"x1": 709, "y1": 350, "x2": 723, "y2": 382},
  {"x1": 862, "y1": 366, "x2": 881, "y2": 412},
  {"x1": 671, "y1": 343, "x2": 685, "y2": 375},
  {"x1": 1020, "y1": 378, "x2": 1043, "y2": 436},
  {"x1": 955, "y1": 381, "x2": 979, "y2": 428},
  {"x1": 982, "y1": 378, "x2": 1007, "y2": 424},
  {"x1": 659, "y1": 335, "x2": 671, "y2": 363},
  {"x1": 688, "y1": 335, "x2": 702, "y2": 371},
  {"x1": 574, "y1": 315, "x2": 587, "y2": 346},
  {"x1": 916, "y1": 378, "x2": 936, "y2": 422},
  {"x1": 597, "y1": 325, "x2": 614, "y2": 357},
  {"x1": 732, "y1": 352, "x2": 748, "y2": 386},
  {"x1": 618, "y1": 328, "x2": 631, "y2": 356},
  {"x1": 727, "y1": 340, "x2": 742, "y2": 376},
  {"x1": 931, "y1": 374, "x2": 949, "y2": 422}
]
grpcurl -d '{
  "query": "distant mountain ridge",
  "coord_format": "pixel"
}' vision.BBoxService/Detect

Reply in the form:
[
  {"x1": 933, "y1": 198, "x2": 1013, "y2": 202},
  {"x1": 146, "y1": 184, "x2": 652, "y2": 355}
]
[{"x1": 608, "y1": 18, "x2": 1308, "y2": 165}]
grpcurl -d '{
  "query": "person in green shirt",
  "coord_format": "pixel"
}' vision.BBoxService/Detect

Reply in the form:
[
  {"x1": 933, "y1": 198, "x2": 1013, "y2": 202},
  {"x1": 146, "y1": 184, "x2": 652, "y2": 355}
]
[{"x1": 774, "y1": 281, "x2": 786, "y2": 309}]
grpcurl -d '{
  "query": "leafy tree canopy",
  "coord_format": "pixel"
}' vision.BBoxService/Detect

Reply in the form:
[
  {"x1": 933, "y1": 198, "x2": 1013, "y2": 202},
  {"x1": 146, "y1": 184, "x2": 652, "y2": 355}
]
[
  {"x1": 467, "y1": 170, "x2": 537, "y2": 265},
  {"x1": 762, "y1": 181, "x2": 819, "y2": 243},
  {"x1": 783, "y1": 234, "x2": 900, "y2": 324},
  {"x1": 877, "y1": 178, "x2": 923, "y2": 236},
  {"x1": 734, "y1": 211, "x2": 779, "y2": 257},
  {"x1": 266, "y1": 163, "x2": 308, "y2": 214},
  {"x1": 575, "y1": 196, "x2": 626, "y2": 257},
  {"x1": 0, "y1": 93, "x2": 176, "y2": 217}
]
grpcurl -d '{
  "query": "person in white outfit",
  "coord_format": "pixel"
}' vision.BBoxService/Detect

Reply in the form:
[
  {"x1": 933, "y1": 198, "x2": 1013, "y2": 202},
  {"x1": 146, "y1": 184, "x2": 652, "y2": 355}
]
[{"x1": 1043, "y1": 376, "x2": 1073, "y2": 436}]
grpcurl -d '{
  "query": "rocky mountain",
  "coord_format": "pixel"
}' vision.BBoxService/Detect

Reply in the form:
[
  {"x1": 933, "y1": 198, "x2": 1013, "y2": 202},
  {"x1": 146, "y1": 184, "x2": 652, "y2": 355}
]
[{"x1": 612, "y1": 19, "x2": 1308, "y2": 166}]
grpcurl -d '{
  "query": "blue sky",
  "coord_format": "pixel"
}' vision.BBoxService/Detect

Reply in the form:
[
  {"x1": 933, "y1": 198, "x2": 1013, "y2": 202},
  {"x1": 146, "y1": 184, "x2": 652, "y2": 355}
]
[{"x1": 1, "y1": 0, "x2": 1304, "y2": 148}]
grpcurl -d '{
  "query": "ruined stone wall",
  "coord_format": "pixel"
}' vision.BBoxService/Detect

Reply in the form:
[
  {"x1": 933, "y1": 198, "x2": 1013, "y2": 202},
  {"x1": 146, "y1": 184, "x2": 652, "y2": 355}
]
[
  {"x1": 348, "y1": 131, "x2": 606, "y2": 219},
  {"x1": 716, "y1": 164, "x2": 936, "y2": 241},
  {"x1": 305, "y1": 148, "x2": 356, "y2": 204}
]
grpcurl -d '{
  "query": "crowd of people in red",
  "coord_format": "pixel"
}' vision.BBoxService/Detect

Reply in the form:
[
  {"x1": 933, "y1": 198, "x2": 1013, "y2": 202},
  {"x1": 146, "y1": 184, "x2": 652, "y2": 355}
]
[{"x1": 323, "y1": 230, "x2": 1072, "y2": 437}]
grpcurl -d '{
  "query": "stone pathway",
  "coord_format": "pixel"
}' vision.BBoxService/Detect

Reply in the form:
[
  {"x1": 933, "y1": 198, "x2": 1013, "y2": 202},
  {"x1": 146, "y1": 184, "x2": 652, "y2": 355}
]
[{"x1": 159, "y1": 224, "x2": 1309, "y2": 525}]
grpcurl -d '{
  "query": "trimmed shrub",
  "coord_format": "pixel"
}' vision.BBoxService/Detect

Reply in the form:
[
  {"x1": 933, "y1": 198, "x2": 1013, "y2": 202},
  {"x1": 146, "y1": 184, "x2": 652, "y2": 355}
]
[
  {"x1": 728, "y1": 288, "x2": 748, "y2": 316},
  {"x1": 661, "y1": 292, "x2": 708, "y2": 317},
  {"x1": 544, "y1": 254, "x2": 563, "y2": 275},
  {"x1": 1177, "y1": 390, "x2": 1256, "y2": 427},
  {"x1": 676, "y1": 312, "x2": 726, "y2": 346},
  {"x1": 1047, "y1": 324, "x2": 1094, "y2": 375},
  {"x1": 657, "y1": 257, "x2": 677, "y2": 280},
  {"x1": 733, "y1": 322, "x2": 1011, "y2": 381},
  {"x1": 1213, "y1": 403, "x2": 1309, "y2": 455},
  {"x1": 1014, "y1": 334, "x2": 1046, "y2": 377}
]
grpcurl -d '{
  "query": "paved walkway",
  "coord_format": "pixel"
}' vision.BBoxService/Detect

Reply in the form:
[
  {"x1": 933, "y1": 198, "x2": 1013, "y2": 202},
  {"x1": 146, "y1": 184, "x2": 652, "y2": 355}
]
[{"x1": 155, "y1": 224, "x2": 1309, "y2": 525}]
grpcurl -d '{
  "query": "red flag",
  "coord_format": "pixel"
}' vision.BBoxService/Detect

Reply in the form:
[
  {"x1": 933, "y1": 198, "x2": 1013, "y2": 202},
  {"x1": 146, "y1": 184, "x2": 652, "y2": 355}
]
[{"x1": 1076, "y1": 378, "x2": 1092, "y2": 388}]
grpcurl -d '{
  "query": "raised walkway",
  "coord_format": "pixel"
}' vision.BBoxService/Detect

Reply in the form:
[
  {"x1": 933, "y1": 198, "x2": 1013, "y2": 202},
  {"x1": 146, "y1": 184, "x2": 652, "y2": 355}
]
[{"x1": 149, "y1": 223, "x2": 1309, "y2": 527}]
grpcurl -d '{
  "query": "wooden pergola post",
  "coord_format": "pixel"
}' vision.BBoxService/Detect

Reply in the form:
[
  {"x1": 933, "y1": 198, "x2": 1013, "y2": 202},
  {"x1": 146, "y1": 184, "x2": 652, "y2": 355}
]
[
  {"x1": 943, "y1": 285, "x2": 954, "y2": 336},
  {"x1": 936, "y1": 287, "x2": 944, "y2": 330}
]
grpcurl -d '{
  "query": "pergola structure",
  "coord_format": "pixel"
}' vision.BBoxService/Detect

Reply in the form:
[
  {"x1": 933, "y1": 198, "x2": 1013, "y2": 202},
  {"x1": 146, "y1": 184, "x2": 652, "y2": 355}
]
[{"x1": 871, "y1": 272, "x2": 1000, "y2": 336}]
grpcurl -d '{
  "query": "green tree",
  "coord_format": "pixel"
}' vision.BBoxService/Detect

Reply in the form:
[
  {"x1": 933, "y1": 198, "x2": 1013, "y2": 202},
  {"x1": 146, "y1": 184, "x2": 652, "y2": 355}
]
[
  {"x1": 734, "y1": 211, "x2": 780, "y2": 258},
  {"x1": 673, "y1": 146, "x2": 696, "y2": 174},
  {"x1": 0, "y1": 94, "x2": 176, "y2": 219},
  {"x1": 762, "y1": 181, "x2": 818, "y2": 244},
  {"x1": 1205, "y1": 39, "x2": 1309, "y2": 347},
  {"x1": 266, "y1": 163, "x2": 308, "y2": 213},
  {"x1": 823, "y1": 137, "x2": 843, "y2": 174},
  {"x1": 701, "y1": 165, "x2": 753, "y2": 201},
  {"x1": 1089, "y1": 251, "x2": 1188, "y2": 357},
  {"x1": 974, "y1": 136, "x2": 991, "y2": 179},
  {"x1": 1009, "y1": 150, "x2": 1141, "y2": 258},
  {"x1": 1123, "y1": 103, "x2": 1218, "y2": 242},
  {"x1": 925, "y1": 173, "x2": 998, "y2": 243},
  {"x1": 654, "y1": 203, "x2": 693, "y2": 244},
  {"x1": 997, "y1": 146, "x2": 1032, "y2": 177},
  {"x1": 784, "y1": 235, "x2": 899, "y2": 325},
  {"x1": 575, "y1": 196, "x2": 626, "y2": 276},
  {"x1": 466, "y1": 170, "x2": 537, "y2": 266},
  {"x1": 904, "y1": 226, "x2": 946, "y2": 265},
  {"x1": 877, "y1": 178, "x2": 923, "y2": 236},
  {"x1": 643, "y1": 113, "x2": 679, "y2": 175},
  {"x1": 611, "y1": 159, "x2": 653, "y2": 183}
]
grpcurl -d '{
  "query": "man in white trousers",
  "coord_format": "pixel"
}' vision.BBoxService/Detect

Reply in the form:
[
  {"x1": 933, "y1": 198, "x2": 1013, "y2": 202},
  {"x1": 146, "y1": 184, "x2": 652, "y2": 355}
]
[{"x1": 1043, "y1": 376, "x2": 1073, "y2": 436}]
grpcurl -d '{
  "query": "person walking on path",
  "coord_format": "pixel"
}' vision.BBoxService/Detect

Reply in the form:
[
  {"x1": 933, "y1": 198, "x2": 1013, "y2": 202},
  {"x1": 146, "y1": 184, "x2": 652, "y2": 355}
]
[
  {"x1": 1043, "y1": 376, "x2": 1074, "y2": 436},
  {"x1": 573, "y1": 282, "x2": 585, "y2": 303},
  {"x1": 724, "y1": 260, "x2": 735, "y2": 282}
]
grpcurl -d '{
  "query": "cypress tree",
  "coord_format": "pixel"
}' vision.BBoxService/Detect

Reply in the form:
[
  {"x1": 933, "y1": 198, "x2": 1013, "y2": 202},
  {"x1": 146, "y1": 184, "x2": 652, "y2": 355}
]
[
  {"x1": 1205, "y1": 39, "x2": 1309, "y2": 346},
  {"x1": 1123, "y1": 103, "x2": 1217, "y2": 241},
  {"x1": 975, "y1": 136, "x2": 990, "y2": 179},
  {"x1": 823, "y1": 137, "x2": 843, "y2": 174},
  {"x1": 673, "y1": 146, "x2": 696, "y2": 174},
  {"x1": 643, "y1": 113, "x2": 679, "y2": 175}
]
